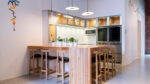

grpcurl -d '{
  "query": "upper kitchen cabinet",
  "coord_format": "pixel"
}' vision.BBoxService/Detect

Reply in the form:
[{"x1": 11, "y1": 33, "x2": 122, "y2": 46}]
[
  {"x1": 87, "y1": 19, "x2": 96, "y2": 27},
  {"x1": 80, "y1": 19, "x2": 85, "y2": 27},
  {"x1": 74, "y1": 17, "x2": 80, "y2": 26},
  {"x1": 98, "y1": 17, "x2": 107, "y2": 27},
  {"x1": 109, "y1": 16, "x2": 121, "y2": 25},
  {"x1": 68, "y1": 16, "x2": 74, "y2": 26},
  {"x1": 57, "y1": 14, "x2": 67, "y2": 24}
]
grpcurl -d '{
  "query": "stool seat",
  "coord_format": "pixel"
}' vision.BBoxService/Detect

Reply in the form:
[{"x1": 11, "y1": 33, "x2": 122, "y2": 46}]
[
  {"x1": 35, "y1": 54, "x2": 41, "y2": 58},
  {"x1": 35, "y1": 54, "x2": 57, "y2": 60},
  {"x1": 59, "y1": 57, "x2": 69, "y2": 62},
  {"x1": 92, "y1": 55, "x2": 104, "y2": 63}
]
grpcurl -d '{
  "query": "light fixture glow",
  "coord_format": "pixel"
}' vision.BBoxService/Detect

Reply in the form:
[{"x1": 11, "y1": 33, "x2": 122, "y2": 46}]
[
  {"x1": 64, "y1": 15, "x2": 73, "y2": 19},
  {"x1": 65, "y1": 7, "x2": 79, "y2": 11},
  {"x1": 82, "y1": 12, "x2": 94, "y2": 16}
]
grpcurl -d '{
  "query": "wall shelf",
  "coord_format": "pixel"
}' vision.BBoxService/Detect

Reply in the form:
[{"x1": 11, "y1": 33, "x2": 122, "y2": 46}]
[
  {"x1": 109, "y1": 16, "x2": 120, "y2": 25},
  {"x1": 98, "y1": 17, "x2": 107, "y2": 27},
  {"x1": 87, "y1": 19, "x2": 96, "y2": 27},
  {"x1": 57, "y1": 14, "x2": 67, "y2": 24}
]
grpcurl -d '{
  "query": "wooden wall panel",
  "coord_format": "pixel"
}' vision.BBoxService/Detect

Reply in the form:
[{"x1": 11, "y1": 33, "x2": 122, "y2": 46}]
[{"x1": 69, "y1": 48, "x2": 91, "y2": 84}]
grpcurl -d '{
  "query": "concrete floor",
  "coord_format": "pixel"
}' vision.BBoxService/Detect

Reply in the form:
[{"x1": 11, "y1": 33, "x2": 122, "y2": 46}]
[{"x1": 0, "y1": 56, "x2": 150, "y2": 84}]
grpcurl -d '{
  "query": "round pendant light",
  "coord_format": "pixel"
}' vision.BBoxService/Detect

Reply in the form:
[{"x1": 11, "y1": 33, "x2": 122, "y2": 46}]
[
  {"x1": 65, "y1": 7, "x2": 79, "y2": 11},
  {"x1": 82, "y1": 0, "x2": 94, "y2": 16},
  {"x1": 82, "y1": 11, "x2": 94, "y2": 16},
  {"x1": 65, "y1": 0, "x2": 79, "y2": 11}
]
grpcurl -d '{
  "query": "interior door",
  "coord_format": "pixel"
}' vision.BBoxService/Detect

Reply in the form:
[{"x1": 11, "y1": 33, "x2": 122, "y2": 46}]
[{"x1": 138, "y1": 20, "x2": 141, "y2": 58}]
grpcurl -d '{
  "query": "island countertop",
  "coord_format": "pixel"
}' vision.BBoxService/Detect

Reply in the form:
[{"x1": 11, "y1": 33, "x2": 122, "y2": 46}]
[
  {"x1": 28, "y1": 45, "x2": 115, "y2": 84},
  {"x1": 28, "y1": 45, "x2": 114, "y2": 49}
]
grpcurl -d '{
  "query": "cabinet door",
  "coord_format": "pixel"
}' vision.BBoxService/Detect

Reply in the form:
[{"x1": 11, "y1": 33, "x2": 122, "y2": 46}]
[
  {"x1": 98, "y1": 28, "x2": 107, "y2": 41},
  {"x1": 49, "y1": 24, "x2": 56, "y2": 41}
]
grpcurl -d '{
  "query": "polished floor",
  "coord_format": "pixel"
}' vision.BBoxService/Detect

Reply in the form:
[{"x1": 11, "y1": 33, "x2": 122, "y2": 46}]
[{"x1": 0, "y1": 56, "x2": 150, "y2": 84}]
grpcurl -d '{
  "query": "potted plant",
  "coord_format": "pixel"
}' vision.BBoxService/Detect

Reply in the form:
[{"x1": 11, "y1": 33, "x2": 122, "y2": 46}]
[
  {"x1": 69, "y1": 37, "x2": 75, "y2": 46},
  {"x1": 73, "y1": 39, "x2": 78, "y2": 46},
  {"x1": 57, "y1": 36, "x2": 63, "y2": 46},
  {"x1": 51, "y1": 38, "x2": 55, "y2": 46}
]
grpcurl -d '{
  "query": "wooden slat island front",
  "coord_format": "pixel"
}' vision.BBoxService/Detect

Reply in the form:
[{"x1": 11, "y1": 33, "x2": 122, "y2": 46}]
[{"x1": 28, "y1": 45, "x2": 114, "y2": 84}]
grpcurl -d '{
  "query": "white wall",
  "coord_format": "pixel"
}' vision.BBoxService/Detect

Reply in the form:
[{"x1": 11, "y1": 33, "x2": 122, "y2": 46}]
[
  {"x1": 88, "y1": 0, "x2": 125, "y2": 18},
  {"x1": 0, "y1": 0, "x2": 43, "y2": 80},
  {"x1": 124, "y1": 0, "x2": 145, "y2": 65}
]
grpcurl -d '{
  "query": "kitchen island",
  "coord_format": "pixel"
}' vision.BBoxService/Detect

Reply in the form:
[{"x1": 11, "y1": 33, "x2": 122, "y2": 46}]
[{"x1": 28, "y1": 45, "x2": 114, "y2": 84}]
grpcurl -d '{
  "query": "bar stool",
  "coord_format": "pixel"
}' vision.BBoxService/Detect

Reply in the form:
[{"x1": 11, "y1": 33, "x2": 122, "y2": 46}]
[
  {"x1": 107, "y1": 48, "x2": 116, "y2": 77},
  {"x1": 92, "y1": 50, "x2": 103, "y2": 84},
  {"x1": 29, "y1": 49, "x2": 41, "y2": 74},
  {"x1": 101, "y1": 48, "x2": 110, "y2": 81},
  {"x1": 56, "y1": 48, "x2": 69, "y2": 84},
  {"x1": 40, "y1": 49, "x2": 57, "y2": 80},
  {"x1": 101, "y1": 48, "x2": 116, "y2": 81}
]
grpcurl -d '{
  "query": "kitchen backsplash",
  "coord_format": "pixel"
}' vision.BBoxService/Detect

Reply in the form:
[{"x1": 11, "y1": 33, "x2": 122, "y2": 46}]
[{"x1": 56, "y1": 24, "x2": 96, "y2": 45}]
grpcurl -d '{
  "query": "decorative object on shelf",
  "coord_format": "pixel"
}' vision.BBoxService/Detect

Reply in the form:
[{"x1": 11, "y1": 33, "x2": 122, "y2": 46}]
[
  {"x1": 65, "y1": 0, "x2": 79, "y2": 11},
  {"x1": 51, "y1": 38, "x2": 56, "y2": 46},
  {"x1": 8, "y1": 0, "x2": 20, "y2": 31},
  {"x1": 82, "y1": 0, "x2": 94, "y2": 16},
  {"x1": 69, "y1": 37, "x2": 77, "y2": 46},
  {"x1": 57, "y1": 36, "x2": 63, "y2": 46},
  {"x1": 49, "y1": 0, "x2": 58, "y2": 24}
]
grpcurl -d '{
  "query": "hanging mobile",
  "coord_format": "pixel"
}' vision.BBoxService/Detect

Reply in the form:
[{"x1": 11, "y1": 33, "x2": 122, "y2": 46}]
[{"x1": 8, "y1": 0, "x2": 20, "y2": 31}]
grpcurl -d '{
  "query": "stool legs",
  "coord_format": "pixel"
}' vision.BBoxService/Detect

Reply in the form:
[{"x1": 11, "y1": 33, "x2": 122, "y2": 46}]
[
  {"x1": 40, "y1": 51, "x2": 43, "y2": 79},
  {"x1": 62, "y1": 55, "x2": 64, "y2": 84}
]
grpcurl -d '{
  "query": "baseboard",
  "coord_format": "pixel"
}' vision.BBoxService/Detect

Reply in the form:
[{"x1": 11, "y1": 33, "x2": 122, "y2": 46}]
[
  {"x1": 145, "y1": 54, "x2": 150, "y2": 57},
  {"x1": 0, "y1": 72, "x2": 28, "y2": 81}
]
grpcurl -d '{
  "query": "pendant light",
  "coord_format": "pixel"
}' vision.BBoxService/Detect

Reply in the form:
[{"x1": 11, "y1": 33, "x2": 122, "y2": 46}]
[
  {"x1": 82, "y1": 0, "x2": 94, "y2": 16},
  {"x1": 65, "y1": 0, "x2": 79, "y2": 11},
  {"x1": 49, "y1": 0, "x2": 58, "y2": 24},
  {"x1": 64, "y1": 0, "x2": 73, "y2": 19}
]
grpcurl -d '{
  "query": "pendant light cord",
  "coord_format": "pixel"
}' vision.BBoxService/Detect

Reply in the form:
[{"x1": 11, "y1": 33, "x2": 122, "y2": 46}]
[
  {"x1": 87, "y1": 0, "x2": 89, "y2": 12},
  {"x1": 72, "y1": 0, "x2": 73, "y2": 6},
  {"x1": 51, "y1": 0, "x2": 53, "y2": 12}
]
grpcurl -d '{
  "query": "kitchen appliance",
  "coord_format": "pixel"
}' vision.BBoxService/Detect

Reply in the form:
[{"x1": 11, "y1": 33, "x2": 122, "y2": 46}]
[{"x1": 85, "y1": 29, "x2": 96, "y2": 35}]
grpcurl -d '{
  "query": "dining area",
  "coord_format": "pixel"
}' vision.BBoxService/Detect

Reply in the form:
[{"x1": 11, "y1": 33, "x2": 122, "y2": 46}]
[{"x1": 28, "y1": 44, "x2": 116, "y2": 84}]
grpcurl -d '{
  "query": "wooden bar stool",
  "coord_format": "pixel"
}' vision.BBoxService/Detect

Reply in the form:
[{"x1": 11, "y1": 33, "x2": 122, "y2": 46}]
[
  {"x1": 101, "y1": 48, "x2": 110, "y2": 81},
  {"x1": 93, "y1": 48, "x2": 110, "y2": 82},
  {"x1": 40, "y1": 49, "x2": 57, "y2": 80},
  {"x1": 56, "y1": 48, "x2": 69, "y2": 84},
  {"x1": 92, "y1": 50, "x2": 103, "y2": 84},
  {"x1": 29, "y1": 49, "x2": 41, "y2": 74},
  {"x1": 101, "y1": 48, "x2": 116, "y2": 81},
  {"x1": 107, "y1": 48, "x2": 116, "y2": 77}
]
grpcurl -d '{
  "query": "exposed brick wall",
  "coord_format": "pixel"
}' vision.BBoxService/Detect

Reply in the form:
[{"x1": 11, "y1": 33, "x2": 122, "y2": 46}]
[{"x1": 145, "y1": 0, "x2": 150, "y2": 54}]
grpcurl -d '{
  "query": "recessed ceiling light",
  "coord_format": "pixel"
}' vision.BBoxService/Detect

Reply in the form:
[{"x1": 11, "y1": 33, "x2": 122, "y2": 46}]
[
  {"x1": 82, "y1": 12, "x2": 94, "y2": 16},
  {"x1": 65, "y1": 7, "x2": 79, "y2": 11}
]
